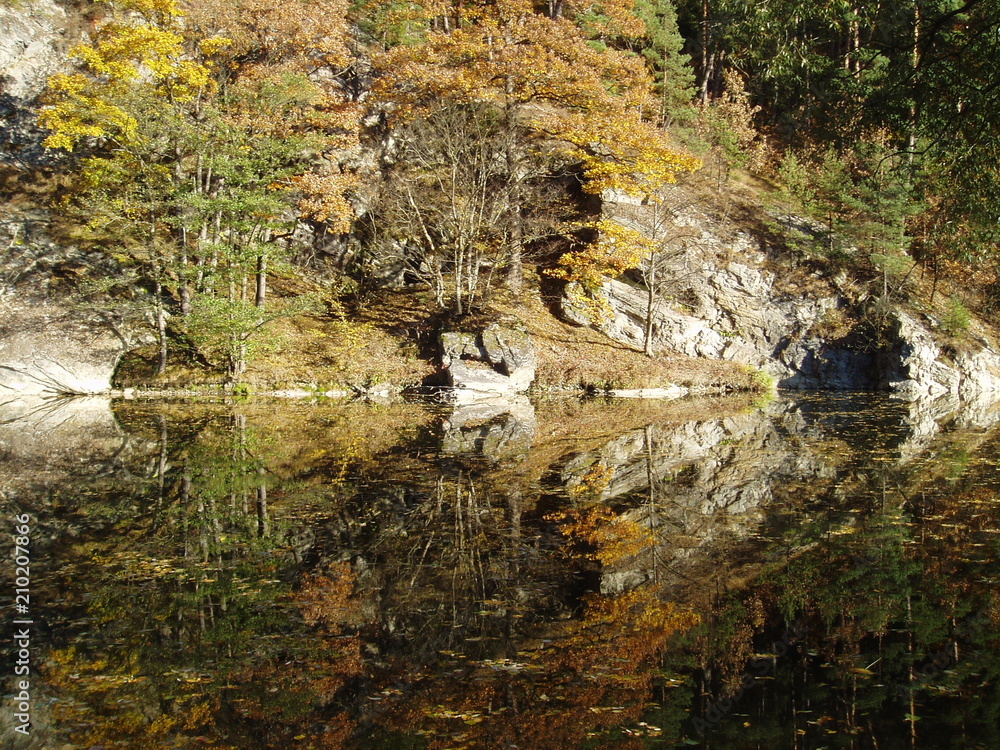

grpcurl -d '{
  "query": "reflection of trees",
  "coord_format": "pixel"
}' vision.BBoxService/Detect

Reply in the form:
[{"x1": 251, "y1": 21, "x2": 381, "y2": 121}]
[
  {"x1": 690, "y1": 435, "x2": 1000, "y2": 749},
  {"x1": 368, "y1": 494, "x2": 699, "y2": 750},
  {"x1": 41, "y1": 405, "x2": 417, "y2": 750},
  {"x1": 31, "y1": 394, "x2": 1000, "y2": 749},
  {"x1": 358, "y1": 470, "x2": 563, "y2": 661}
]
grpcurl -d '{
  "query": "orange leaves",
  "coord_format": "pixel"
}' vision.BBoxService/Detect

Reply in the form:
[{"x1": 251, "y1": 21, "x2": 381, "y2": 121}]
[
  {"x1": 185, "y1": 0, "x2": 352, "y2": 75},
  {"x1": 293, "y1": 171, "x2": 360, "y2": 234},
  {"x1": 370, "y1": 0, "x2": 700, "y2": 289},
  {"x1": 374, "y1": 8, "x2": 651, "y2": 118},
  {"x1": 296, "y1": 563, "x2": 361, "y2": 631},
  {"x1": 551, "y1": 504, "x2": 659, "y2": 566}
]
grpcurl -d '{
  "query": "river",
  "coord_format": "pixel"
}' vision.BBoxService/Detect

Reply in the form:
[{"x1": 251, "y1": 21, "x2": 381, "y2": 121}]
[{"x1": 1, "y1": 392, "x2": 998, "y2": 748}]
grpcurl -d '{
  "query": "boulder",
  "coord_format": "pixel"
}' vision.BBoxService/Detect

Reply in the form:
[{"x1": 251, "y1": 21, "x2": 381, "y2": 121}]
[
  {"x1": 479, "y1": 324, "x2": 537, "y2": 390},
  {"x1": 439, "y1": 324, "x2": 536, "y2": 399}
]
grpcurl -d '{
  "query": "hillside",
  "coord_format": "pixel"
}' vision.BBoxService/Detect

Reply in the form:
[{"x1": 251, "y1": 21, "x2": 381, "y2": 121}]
[{"x1": 4, "y1": 0, "x2": 1000, "y2": 401}]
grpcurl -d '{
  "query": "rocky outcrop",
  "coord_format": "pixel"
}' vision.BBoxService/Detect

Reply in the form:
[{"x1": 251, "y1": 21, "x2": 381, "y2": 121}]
[
  {"x1": 562, "y1": 192, "x2": 878, "y2": 390},
  {"x1": 1, "y1": 0, "x2": 77, "y2": 168},
  {"x1": 883, "y1": 310, "x2": 1000, "y2": 399},
  {"x1": 0, "y1": 210, "x2": 143, "y2": 396},
  {"x1": 563, "y1": 187, "x2": 1000, "y2": 398},
  {"x1": 439, "y1": 324, "x2": 537, "y2": 400},
  {"x1": 0, "y1": 0, "x2": 69, "y2": 100},
  {"x1": 0, "y1": 297, "x2": 133, "y2": 395}
]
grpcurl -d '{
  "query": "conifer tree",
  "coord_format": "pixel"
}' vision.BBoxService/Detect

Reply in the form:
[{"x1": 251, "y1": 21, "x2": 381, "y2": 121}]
[{"x1": 633, "y1": 0, "x2": 696, "y2": 126}]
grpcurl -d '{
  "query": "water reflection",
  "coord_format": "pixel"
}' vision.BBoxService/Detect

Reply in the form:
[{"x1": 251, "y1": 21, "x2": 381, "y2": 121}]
[{"x1": 1, "y1": 393, "x2": 999, "y2": 748}]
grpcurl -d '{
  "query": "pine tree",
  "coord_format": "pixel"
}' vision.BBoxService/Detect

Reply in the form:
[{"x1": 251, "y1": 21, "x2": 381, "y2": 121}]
[{"x1": 633, "y1": 0, "x2": 696, "y2": 126}]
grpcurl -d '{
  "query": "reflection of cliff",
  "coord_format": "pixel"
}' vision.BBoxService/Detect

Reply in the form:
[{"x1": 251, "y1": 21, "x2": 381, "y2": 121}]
[
  {"x1": 0, "y1": 397, "x2": 127, "y2": 490},
  {"x1": 541, "y1": 394, "x2": 1000, "y2": 596},
  {"x1": 550, "y1": 405, "x2": 830, "y2": 593}
]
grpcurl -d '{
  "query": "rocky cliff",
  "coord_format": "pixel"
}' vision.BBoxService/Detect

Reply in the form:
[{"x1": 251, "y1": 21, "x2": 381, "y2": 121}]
[
  {"x1": 1, "y1": 0, "x2": 78, "y2": 168},
  {"x1": 561, "y1": 185, "x2": 1000, "y2": 399}
]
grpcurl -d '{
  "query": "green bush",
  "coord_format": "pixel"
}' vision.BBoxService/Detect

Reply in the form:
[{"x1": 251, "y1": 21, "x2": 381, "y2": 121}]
[{"x1": 942, "y1": 296, "x2": 970, "y2": 335}]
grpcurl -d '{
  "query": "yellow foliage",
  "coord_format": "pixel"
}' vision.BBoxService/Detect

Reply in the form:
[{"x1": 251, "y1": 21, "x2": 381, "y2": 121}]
[
  {"x1": 72, "y1": 24, "x2": 187, "y2": 81},
  {"x1": 40, "y1": 73, "x2": 140, "y2": 150},
  {"x1": 568, "y1": 462, "x2": 616, "y2": 498},
  {"x1": 115, "y1": 0, "x2": 183, "y2": 19},
  {"x1": 548, "y1": 219, "x2": 657, "y2": 323},
  {"x1": 555, "y1": 505, "x2": 659, "y2": 566},
  {"x1": 198, "y1": 35, "x2": 233, "y2": 56}
]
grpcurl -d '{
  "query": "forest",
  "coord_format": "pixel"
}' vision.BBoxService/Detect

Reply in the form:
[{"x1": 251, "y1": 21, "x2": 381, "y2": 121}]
[{"x1": 14, "y1": 0, "x2": 1000, "y2": 387}]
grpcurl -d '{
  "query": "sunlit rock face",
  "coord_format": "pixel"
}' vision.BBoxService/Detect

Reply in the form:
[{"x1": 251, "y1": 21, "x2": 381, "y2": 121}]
[
  {"x1": 439, "y1": 324, "x2": 537, "y2": 400},
  {"x1": 563, "y1": 189, "x2": 1000, "y2": 397},
  {"x1": 884, "y1": 310, "x2": 1000, "y2": 399},
  {"x1": 1, "y1": 0, "x2": 76, "y2": 169},
  {"x1": 0, "y1": 298, "x2": 132, "y2": 396},
  {"x1": 0, "y1": 0, "x2": 67, "y2": 100}
]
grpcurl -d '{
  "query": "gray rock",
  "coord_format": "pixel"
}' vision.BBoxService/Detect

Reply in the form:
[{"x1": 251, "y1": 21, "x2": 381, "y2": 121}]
[
  {"x1": 563, "y1": 189, "x2": 1000, "y2": 397},
  {"x1": 480, "y1": 324, "x2": 537, "y2": 390},
  {"x1": 0, "y1": 298, "x2": 130, "y2": 395},
  {"x1": 882, "y1": 310, "x2": 1000, "y2": 399},
  {"x1": 439, "y1": 325, "x2": 536, "y2": 399},
  {"x1": 0, "y1": 0, "x2": 69, "y2": 99},
  {"x1": 1, "y1": 0, "x2": 75, "y2": 169}
]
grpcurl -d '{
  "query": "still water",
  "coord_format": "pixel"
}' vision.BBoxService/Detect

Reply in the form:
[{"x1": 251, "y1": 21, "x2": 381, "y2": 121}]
[{"x1": 1, "y1": 392, "x2": 998, "y2": 749}]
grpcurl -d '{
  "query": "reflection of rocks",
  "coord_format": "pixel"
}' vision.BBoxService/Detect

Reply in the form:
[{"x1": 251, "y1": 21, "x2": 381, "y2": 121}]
[
  {"x1": 563, "y1": 410, "x2": 830, "y2": 510},
  {"x1": 441, "y1": 398, "x2": 536, "y2": 458},
  {"x1": 0, "y1": 298, "x2": 132, "y2": 396},
  {"x1": 440, "y1": 324, "x2": 537, "y2": 399},
  {"x1": 586, "y1": 391, "x2": 1000, "y2": 594},
  {"x1": 893, "y1": 390, "x2": 1000, "y2": 464},
  {"x1": 0, "y1": 397, "x2": 126, "y2": 492},
  {"x1": 561, "y1": 406, "x2": 836, "y2": 596}
]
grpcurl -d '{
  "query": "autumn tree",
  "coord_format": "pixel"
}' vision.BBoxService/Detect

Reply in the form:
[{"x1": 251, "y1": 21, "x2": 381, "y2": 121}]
[
  {"x1": 369, "y1": 102, "x2": 566, "y2": 314},
  {"x1": 618, "y1": 195, "x2": 702, "y2": 355},
  {"x1": 40, "y1": 0, "x2": 361, "y2": 379},
  {"x1": 367, "y1": 0, "x2": 700, "y2": 298}
]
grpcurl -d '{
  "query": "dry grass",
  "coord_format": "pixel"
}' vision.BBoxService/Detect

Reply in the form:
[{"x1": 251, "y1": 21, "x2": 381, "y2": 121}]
[{"x1": 116, "y1": 272, "x2": 762, "y2": 393}]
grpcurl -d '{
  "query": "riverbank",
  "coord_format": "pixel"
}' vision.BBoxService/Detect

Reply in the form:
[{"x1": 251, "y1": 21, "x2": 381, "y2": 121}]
[{"x1": 111, "y1": 274, "x2": 766, "y2": 397}]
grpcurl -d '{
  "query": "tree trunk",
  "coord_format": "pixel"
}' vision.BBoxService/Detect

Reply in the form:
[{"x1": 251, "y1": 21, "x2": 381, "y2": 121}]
[
  {"x1": 908, "y1": 0, "x2": 920, "y2": 162},
  {"x1": 644, "y1": 263, "x2": 657, "y2": 356},
  {"x1": 454, "y1": 245, "x2": 465, "y2": 315},
  {"x1": 255, "y1": 253, "x2": 267, "y2": 308},
  {"x1": 155, "y1": 278, "x2": 168, "y2": 375},
  {"x1": 257, "y1": 466, "x2": 269, "y2": 537},
  {"x1": 503, "y1": 87, "x2": 524, "y2": 294},
  {"x1": 700, "y1": 0, "x2": 712, "y2": 105}
]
